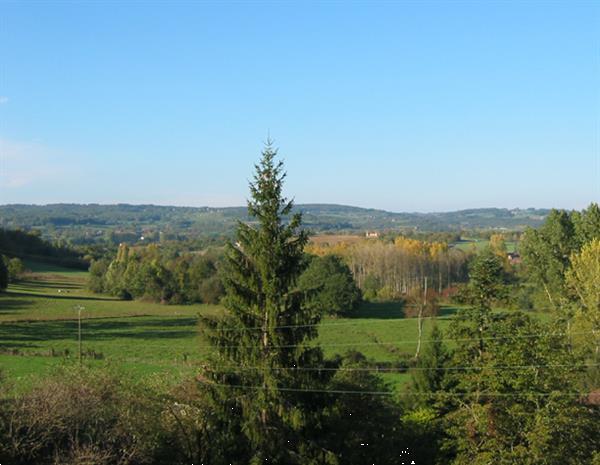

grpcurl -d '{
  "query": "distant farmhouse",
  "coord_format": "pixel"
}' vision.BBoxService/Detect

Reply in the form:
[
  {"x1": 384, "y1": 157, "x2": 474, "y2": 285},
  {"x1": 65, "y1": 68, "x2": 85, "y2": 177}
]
[{"x1": 365, "y1": 231, "x2": 379, "y2": 238}]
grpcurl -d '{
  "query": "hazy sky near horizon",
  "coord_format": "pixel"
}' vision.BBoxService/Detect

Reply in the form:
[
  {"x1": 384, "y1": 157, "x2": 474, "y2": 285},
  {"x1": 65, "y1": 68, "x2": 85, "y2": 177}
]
[{"x1": 0, "y1": 1, "x2": 598, "y2": 212}]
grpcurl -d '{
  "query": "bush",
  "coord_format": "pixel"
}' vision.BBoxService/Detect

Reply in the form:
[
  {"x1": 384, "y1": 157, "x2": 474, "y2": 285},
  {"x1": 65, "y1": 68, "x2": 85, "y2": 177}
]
[
  {"x1": 198, "y1": 276, "x2": 224, "y2": 304},
  {"x1": 2, "y1": 256, "x2": 26, "y2": 282},
  {"x1": 450, "y1": 283, "x2": 474, "y2": 305},
  {"x1": 403, "y1": 288, "x2": 440, "y2": 318},
  {"x1": 298, "y1": 254, "x2": 362, "y2": 315},
  {"x1": 0, "y1": 368, "x2": 163, "y2": 465},
  {"x1": 376, "y1": 285, "x2": 400, "y2": 301},
  {"x1": 87, "y1": 258, "x2": 109, "y2": 293},
  {"x1": 362, "y1": 273, "x2": 382, "y2": 301}
]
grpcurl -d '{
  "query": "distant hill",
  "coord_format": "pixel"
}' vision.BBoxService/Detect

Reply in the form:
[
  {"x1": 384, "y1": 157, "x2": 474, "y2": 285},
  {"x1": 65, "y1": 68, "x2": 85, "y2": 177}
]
[
  {"x1": 0, "y1": 203, "x2": 550, "y2": 244},
  {"x1": 0, "y1": 227, "x2": 88, "y2": 269},
  {"x1": 294, "y1": 204, "x2": 549, "y2": 232}
]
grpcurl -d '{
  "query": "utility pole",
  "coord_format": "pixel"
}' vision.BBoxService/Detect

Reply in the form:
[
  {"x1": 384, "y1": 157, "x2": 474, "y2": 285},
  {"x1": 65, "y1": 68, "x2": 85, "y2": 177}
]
[{"x1": 74, "y1": 305, "x2": 85, "y2": 365}]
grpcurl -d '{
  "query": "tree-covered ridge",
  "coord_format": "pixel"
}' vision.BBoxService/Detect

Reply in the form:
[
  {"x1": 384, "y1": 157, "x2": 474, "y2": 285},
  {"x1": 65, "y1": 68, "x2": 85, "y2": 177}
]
[
  {"x1": 0, "y1": 228, "x2": 87, "y2": 269},
  {"x1": 0, "y1": 203, "x2": 552, "y2": 245}
]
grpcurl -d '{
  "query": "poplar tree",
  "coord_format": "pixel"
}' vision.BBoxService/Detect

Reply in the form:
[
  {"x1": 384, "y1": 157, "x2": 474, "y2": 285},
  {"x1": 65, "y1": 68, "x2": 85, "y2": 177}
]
[{"x1": 199, "y1": 142, "x2": 334, "y2": 465}]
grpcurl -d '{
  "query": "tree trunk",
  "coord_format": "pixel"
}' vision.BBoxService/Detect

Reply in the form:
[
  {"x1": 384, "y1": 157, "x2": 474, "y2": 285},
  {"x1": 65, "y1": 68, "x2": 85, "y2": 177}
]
[
  {"x1": 542, "y1": 282, "x2": 557, "y2": 311},
  {"x1": 415, "y1": 277, "x2": 427, "y2": 359}
]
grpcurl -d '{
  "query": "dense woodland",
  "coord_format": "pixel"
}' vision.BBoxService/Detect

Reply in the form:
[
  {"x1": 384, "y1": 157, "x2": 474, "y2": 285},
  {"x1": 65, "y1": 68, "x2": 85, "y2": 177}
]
[
  {"x1": 0, "y1": 228, "x2": 88, "y2": 269},
  {"x1": 87, "y1": 244, "x2": 225, "y2": 304},
  {"x1": 308, "y1": 237, "x2": 470, "y2": 300},
  {"x1": 0, "y1": 150, "x2": 598, "y2": 464}
]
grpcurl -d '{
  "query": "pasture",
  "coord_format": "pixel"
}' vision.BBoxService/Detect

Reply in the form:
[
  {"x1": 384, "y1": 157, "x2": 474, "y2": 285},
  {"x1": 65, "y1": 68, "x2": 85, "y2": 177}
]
[
  {"x1": 309, "y1": 234, "x2": 364, "y2": 246},
  {"x1": 452, "y1": 237, "x2": 517, "y2": 252},
  {"x1": 1, "y1": 262, "x2": 457, "y2": 394}
]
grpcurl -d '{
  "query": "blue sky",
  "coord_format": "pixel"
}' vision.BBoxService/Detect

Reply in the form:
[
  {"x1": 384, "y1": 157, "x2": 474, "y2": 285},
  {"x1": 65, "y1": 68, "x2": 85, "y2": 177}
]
[{"x1": 0, "y1": 1, "x2": 598, "y2": 212}]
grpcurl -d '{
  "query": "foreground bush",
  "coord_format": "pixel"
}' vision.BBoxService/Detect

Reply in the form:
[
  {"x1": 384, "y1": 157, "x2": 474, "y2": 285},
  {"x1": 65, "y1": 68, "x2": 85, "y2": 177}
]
[{"x1": 0, "y1": 367, "x2": 165, "y2": 465}]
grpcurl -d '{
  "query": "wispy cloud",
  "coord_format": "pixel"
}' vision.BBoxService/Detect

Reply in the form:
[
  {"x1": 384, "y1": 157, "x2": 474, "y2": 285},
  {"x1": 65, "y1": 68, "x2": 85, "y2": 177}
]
[
  {"x1": 0, "y1": 96, "x2": 8, "y2": 104},
  {"x1": 0, "y1": 138, "x2": 78, "y2": 191}
]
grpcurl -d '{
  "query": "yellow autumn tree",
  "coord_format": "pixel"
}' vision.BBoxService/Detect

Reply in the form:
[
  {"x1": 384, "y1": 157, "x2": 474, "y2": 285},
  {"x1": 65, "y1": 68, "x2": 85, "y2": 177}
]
[{"x1": 566, "y1": 238, "x2": 600, "y2": 354}]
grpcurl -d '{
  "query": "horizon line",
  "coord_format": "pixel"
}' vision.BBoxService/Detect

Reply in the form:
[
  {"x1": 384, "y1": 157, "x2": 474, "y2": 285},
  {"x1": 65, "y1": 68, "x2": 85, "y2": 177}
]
[{"x1": 0, "y1": 201, "x2": 585, "y2": 216}]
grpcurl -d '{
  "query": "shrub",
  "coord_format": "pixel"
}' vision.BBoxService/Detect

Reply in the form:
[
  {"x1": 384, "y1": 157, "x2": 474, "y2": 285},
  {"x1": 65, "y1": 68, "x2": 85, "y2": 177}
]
[
  {"x1": 298, "y1": 255, "x2": 362, "y2": 315},
  {"x1": 3, "y1": 256, "x2": 26, "y2": 282},
  {"x1": 0, "y1": 367, "x2": 163, "y2": 465},
  {"x1": 87, "y1": 258, "x2": 109, "y2": 293},
  {"x1": 403, "y1": 288, "x2": 440, "y2": 318},
  {"x1": 198, "y1": 276, "x2": 224, "y2": 304},
  {"x1": 362, "y1": 273, "x2": 382, "y2": 301}
]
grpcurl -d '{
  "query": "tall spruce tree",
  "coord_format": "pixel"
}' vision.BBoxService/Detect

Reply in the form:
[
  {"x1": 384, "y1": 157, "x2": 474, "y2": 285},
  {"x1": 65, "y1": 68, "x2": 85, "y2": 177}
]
[{"x1": 199, "y1": 142, "x2": 334, "y2": 465}]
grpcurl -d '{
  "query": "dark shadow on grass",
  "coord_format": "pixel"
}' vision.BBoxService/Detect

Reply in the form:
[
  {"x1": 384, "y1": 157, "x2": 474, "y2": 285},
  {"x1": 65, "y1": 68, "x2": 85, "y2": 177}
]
[
  {"x1": 345, "y1": 301, "x2": 464, "y2": 320},
  {"x1": 3, "y1": 291, "x2": 120, "y2": 302},
  {"x1": 347, "y1": 301, "x2": 406, "y2": 319},
  {"x1": 0, "y1": 298, "x2": 35, "y2": 311},
  {"x1": 0, "y1": 317, "x2": 198, "y2": 344},
  {"x1": 17, "y1": 280, "x2": 83, "y2": 290},
  {"x1": 0, "y1": 341, "x2": 41, "y2": 349},
  {"x1": 81, "y1": 318, "x2": 198, "y2": 340},
  {"x1": 438, "y1": 306, "x2": 462, "y2": 318}
]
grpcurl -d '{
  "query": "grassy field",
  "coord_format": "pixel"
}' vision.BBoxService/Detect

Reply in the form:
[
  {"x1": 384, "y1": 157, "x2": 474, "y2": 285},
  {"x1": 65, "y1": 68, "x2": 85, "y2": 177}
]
[
  {"x1": 309, "y1": 234, "x2": 364, "y2": 246},
  {"x1": 452, "y1": 237, "x2": 517, "y2": 253},
  {"x1": 0, "y1": 262, "x2": 464, "y2": 393}
]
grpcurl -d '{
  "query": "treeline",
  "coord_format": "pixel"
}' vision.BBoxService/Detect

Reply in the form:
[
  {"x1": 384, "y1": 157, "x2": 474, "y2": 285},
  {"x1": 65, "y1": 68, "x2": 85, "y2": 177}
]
[
  {"x1": 89, "y1": 244, "x2": 224, "y2": 304},
  {"x1": 90, "y1": 232, "x2": 470, "y2": 311},
  {"x1": 89, "y1": 244, "x2": 362, "y2": 316},
  {"x1": 407, "y1": 309, "x2": 600, "y2": 463},
  {"x1": 0, "y1": 203, "x2": 550, "y2": 247},
  {"x1": 0, "y1": 255, "x2": 26, "y2": 290},
  {"x1": 308, "y1": 236, "x2": 471, "y2": 300},
  {"x1": 0, "y1": 228, "x2": 88, "y2": 269},
  {"x1": 90, "y1": 233, "x2": 467, "y2": 312},
  {"x1": 520, "y1": 203, "x2": 600, "y2": 342},
  {"x1": 400, "y1": 211, "x2": 600, "y2": 463}
]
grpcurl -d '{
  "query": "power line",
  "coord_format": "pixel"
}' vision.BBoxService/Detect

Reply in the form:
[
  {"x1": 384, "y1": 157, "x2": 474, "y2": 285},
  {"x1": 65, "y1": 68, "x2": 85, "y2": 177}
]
[
  {"x1": 195, "y1": 362, "x2": 600, "y2": 374},
  {"x1": 91, "y1": 353, "x2": 600, "y2": 374},
  {"x1": 198, "y1": 330, "x2": 595, "y2": 350},
  {"x1": 197, "y1": 381, "x2": 590, "y2": 397},
  {"x1": 204, "y1": 314, "x2": 454, "y2": 332}
]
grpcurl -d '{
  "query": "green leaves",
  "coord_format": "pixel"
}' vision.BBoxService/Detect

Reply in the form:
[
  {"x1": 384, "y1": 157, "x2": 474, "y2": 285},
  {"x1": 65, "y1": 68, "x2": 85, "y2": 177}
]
[
  {"x1": 468, "y1": 247, "x2": 505, "y2": 310},
  {"x1": 521, "y1": 207, "x2": 583, "y2": 309},
  {"x1": 298, "y1": 255, "x2": 361, "y2": 317},
  {"x1": 440, "y1": 309, "x2": 597, "y2": 464}
]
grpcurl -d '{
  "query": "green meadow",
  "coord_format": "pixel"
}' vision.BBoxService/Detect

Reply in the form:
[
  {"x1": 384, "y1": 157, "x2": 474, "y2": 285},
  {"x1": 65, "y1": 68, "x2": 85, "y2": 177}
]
[
  {"x1": 1, "y1": 262, "x2": 464, "y2": 393},
  {"x1": 452, "y1": 237, "x2": 518, "y2": 252}
]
